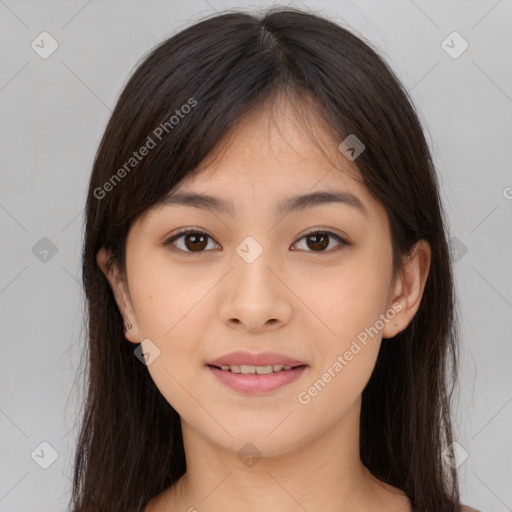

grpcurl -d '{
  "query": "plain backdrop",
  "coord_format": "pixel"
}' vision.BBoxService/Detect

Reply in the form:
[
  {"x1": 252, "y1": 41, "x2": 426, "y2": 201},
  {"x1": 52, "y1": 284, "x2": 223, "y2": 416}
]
[{"x1": 1, "y1": 1, "x2": 511, "y2": 510}]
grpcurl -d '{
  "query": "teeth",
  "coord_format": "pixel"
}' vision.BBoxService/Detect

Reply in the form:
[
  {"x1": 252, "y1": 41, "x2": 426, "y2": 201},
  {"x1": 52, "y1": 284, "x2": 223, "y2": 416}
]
[{"x1": 218, "y1": 364, "x2": 296, "y2": 373}]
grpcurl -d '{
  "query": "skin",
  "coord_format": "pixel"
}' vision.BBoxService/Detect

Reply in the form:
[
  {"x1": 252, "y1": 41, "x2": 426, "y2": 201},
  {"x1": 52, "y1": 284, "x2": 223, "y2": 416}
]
[{"x1": 97, "y1": 95, "x2": 433, "y2": 512}]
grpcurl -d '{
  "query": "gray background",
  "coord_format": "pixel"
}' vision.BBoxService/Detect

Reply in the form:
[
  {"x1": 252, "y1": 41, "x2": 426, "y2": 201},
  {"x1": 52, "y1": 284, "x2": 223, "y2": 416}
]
[{"x1": 1, "y1": 0, "x2": 511, "y2": 510}]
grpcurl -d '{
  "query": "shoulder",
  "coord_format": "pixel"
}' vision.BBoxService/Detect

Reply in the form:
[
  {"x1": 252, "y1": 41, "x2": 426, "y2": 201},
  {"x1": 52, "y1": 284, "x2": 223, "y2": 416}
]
[{"x1": 461, "y1": 506, "x2": 482, "y2": 512}]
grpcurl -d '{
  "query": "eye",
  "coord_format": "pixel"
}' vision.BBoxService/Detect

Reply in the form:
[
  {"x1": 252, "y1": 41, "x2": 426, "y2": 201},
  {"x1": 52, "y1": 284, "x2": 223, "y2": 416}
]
[
  {"x1": 164, "y1": 228, "x2": 349, "y2": 254},
  {"x1": 165, "y1": 229, "x2": 220, "y2": 254},
  {"x1": 291, "y1": 230, "x2": 348, "y2": 253}
]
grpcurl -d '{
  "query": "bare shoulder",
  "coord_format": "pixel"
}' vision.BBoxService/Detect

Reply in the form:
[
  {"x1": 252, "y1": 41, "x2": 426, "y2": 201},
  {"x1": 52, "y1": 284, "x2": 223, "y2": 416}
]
[{"x1": 461, "y1": 506, "x2": 482, "y2": 512}]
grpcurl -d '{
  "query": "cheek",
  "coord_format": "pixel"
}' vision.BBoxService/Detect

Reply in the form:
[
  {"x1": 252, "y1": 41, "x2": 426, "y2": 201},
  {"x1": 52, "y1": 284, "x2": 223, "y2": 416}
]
[
  {"x1": 295, "y1": 271, "x2": 386, "y2": 418},
  {"x1": 303, "y1": 254, "x2": 391, "y2": 350},
  {"x1": 128, "y1": 248, "x2": 209, "y2": 339},
  {"x1": 126, "y1": 251, "x2": 218, "y2": 413},
  {"x1": 295, "y1": 246, "x2": 392, "y2": 407}
]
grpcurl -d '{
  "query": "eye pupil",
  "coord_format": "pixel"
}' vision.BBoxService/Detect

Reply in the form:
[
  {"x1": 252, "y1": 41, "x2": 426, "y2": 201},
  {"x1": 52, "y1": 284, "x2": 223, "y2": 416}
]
[
  {"x1": 185, "y1": 233, "x2": 207, "y2": 251},
  {"x1": 307, "y1": 233, "x2": 329, "y2": 251}
]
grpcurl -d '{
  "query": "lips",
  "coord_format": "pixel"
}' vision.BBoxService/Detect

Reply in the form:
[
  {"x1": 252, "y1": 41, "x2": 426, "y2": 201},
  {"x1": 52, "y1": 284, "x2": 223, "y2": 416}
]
[
  {"x1": 207, "y1": 351, "x2": 307, "y2": 368},
  {"x1": 207, "y1": 363, "x2": 307, "y2": 393}
]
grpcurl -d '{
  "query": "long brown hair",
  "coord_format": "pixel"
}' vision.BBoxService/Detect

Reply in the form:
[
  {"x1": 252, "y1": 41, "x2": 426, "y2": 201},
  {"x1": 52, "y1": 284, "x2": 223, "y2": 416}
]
[{"x1": 71, "y1": 7, "x2": 462, "y2": 511}]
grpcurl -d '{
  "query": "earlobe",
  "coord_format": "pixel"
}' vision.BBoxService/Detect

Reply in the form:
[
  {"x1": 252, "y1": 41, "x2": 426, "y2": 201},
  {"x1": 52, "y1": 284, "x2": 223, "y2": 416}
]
[
  {"x1": 382, "y1": 239, "x2": 432, "y2": 339},
  {"x1": 96, "y1": 247, "x2": 141, "y2": 344}
]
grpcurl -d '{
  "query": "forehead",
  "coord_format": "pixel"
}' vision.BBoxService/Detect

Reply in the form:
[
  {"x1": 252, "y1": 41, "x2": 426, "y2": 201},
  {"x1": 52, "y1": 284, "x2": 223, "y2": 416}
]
[{"x1": 166, "y1": 95, "x2": 380, "y2": 219}]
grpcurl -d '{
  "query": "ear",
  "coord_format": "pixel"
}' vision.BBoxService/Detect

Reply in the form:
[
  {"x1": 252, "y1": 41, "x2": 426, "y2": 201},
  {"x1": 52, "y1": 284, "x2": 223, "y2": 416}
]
[
  {"x1": 96, "y1": 247, "x2": 141, "y2": 344},
  {"x1": 382, "y1": 239, "x2": 432, "y2": 339}
]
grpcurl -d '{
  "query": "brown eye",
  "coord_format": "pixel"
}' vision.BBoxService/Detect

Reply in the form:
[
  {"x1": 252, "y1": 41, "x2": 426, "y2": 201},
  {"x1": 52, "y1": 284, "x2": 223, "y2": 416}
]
[
  {"x1": 183, "y1": 233, "x2": 208, "y2": 251},
  {"x1": 165, "y1": 230, "x2": 219, "y2": 253},
  {"x1": 306, "y1": 233, "x2": 329, "y2": 251},
  {"x1": 292, "y1": 230, "x2": 347, "y2": 252}
]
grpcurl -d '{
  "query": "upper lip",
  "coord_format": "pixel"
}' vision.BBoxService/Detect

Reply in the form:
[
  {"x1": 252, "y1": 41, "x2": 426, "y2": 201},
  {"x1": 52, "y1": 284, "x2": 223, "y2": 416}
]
[{"x1": 207, "y1": 351, "x2": 307, "y2": 368}]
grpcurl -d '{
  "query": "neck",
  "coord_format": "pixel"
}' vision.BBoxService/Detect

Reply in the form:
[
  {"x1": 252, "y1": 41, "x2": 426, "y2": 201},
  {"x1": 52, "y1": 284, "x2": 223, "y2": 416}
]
[{"x1": 153, "y1": 397, "x2": 408, "y2": 512}]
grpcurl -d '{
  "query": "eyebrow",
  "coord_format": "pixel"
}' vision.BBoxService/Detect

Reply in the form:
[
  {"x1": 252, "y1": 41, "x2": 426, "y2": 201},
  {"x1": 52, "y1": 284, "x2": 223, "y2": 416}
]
[{"x1": 158, "y1": 190, "x2": 367, "y2": 218}]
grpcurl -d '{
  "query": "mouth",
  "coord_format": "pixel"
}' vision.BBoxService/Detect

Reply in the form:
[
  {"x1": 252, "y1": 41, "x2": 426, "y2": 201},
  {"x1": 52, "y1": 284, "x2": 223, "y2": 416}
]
[
  {"x1": 206, "y1": 363, "x2": 308, "y2": 394},
  {"x1": 206, "y1": 363, "x2": 306, "y2": 374}
]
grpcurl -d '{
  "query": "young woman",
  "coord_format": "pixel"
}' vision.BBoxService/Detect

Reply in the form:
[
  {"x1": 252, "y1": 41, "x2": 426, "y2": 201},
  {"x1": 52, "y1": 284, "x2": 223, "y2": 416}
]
[{"x1": 71, "y1": 7, "x2": 480, "y2": 512}]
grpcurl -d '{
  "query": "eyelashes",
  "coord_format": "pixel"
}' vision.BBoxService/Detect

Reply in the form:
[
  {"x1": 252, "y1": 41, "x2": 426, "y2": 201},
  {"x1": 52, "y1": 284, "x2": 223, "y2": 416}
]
[{"x1": 163, "y1": 228, "x2": 349, "y2": 255}]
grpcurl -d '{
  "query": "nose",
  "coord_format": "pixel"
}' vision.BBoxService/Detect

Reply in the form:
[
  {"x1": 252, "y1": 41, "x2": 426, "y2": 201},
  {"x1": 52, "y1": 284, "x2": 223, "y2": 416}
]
[{"x1": 218, "y1": 247, "x2": 293, "y2": 334}]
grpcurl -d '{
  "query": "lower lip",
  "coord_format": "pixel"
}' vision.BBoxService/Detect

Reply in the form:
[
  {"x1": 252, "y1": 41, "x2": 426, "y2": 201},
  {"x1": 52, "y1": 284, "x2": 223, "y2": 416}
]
[{"x1": 207, "y1": 365, "x2": 307, "y2": 394}]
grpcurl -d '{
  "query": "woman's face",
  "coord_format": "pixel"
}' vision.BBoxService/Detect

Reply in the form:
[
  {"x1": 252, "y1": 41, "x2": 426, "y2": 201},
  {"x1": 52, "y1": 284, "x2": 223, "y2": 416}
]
[{"x1": 98, "y1": 97, "x2": 428, "y2": 457}]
